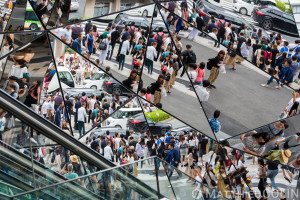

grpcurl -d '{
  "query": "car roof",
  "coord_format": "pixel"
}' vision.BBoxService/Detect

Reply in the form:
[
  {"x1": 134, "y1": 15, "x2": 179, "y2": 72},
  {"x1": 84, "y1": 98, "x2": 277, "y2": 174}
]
[
  {"x1": 119, "y1": 107, "x2": 142, "y2": 112},
  {"x1": 94, "y1": 126, "x2": 126, "y2": 131},
  {"x1": 57, "y1": 66, "x2": 71, "y2": 72},
  {"x1": 65, "y1": 88, "x2": 99, "y2": 91},
  {"x1": 118, "y1": 14, "x2": 148, "y2": 22}
]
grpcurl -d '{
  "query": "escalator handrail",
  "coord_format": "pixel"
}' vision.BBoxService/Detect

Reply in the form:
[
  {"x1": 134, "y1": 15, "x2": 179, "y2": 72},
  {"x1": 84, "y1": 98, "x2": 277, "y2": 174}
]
[
  {"x1": 0, "y1": 140, "x2": 66, "y2": 180},
  {"x1": 11, "y1": 156, "x2": 162, "y2": 198},
  {"x1": 0, "y1": 90, "x2": 158, "y2": 199}
]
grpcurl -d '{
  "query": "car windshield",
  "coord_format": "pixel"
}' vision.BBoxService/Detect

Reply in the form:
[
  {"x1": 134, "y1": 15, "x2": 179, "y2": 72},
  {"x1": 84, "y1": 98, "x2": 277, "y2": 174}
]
[
  {"x1": 112, "y1": 110, "x2": 123, "y2": 119},
  {"x1": 58, "y1": 71, "x2": 73, "y2": 82},
  {"x1": 146, "y1": 117, "x2": 154, "y2": 124},
  {"x1": 91, "y1": 73, "x2": 102, "y2": 80}
]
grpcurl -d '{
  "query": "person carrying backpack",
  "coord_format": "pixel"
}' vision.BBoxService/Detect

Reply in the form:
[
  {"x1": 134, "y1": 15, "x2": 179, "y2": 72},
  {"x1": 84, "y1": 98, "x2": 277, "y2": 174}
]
[
  {"x1": 153, "y1": 27, "x2": 165, "y2": 61},
  {"x1": 264, "y1": 47, "x2": 273, "y2": 70},
  {"x1": 180, "y1": 44, "x2": 197, "y2": 77},
  {"x1": 207, "y1": 50, "x2": 226, "y2": 89},
  {"x1": 216, "y1": 15, "x2": 227, "y2": 48},
  {"x1": 128, "y1": 22, "x2": 136, "y2": 49}
]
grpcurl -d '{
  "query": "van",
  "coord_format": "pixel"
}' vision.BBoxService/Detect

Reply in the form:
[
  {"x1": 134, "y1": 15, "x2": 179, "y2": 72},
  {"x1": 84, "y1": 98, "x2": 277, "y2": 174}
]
[
  {"x1": 106, "y1": 107, "x2": 143, "y2": 129},
  {"x1": 46, "y1": 66, "x2": 75, "y2": 94}
]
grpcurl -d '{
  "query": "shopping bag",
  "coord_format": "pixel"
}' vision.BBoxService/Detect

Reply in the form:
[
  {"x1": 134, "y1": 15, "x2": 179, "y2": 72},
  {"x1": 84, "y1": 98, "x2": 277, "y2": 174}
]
[
  {"x1": 161, "y1": 88, "x2": 167, "y2": 97},
  {"x1": 219, "y1": 64, "x2": 226, "y2": 74},
  {"x1": 132, "y1": 84, "x2": 138, "y2": 93}
]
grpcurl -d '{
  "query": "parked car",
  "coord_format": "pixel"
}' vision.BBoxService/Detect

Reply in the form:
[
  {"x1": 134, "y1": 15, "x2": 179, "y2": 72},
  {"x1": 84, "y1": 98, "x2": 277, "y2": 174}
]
[
  {"x1": 102, "y1": 78, "x2": 132, "y2": 96},
  {"x1": 47, "y1": 66, "x2": 75, "y2": 94},
  {"x1": 133, "y1": 3, "x2": 157, "y2": 17},
  {"x1": 70, "y1": 0, "x2": 79, "y2": 12},
  {"x1": 112, "y1": 14, "x2": 150, "y2": 31},
  {"x1": 169, "y1": 126, "x2": 197, "y2": 140},
  {"x1": 82, "y1": 71, "x2": 105, "y2": 89},
  {"x1": 252, "y1": 6, "x2": 298, "y2": 36},
  {"x1": 63, "y1": 88, "x2": 103, "y2": 102},
  {"x1": 233, "y1": 0, "x2": 276, "y2": 15},
  {"x1": 80, "y1": 127, "x2": 127, "y2": 143},
  {"x1": 127, "y1": 113, "x2": 172, "y2": 136},
  {"x1": 196, "y1": 0, "x2": 256, "y2": 34},
  {"x1": 152, "y1": 20, "x2": 169, "y2": 33},
  {"x1": 106, "y1": 107, "x2": 143, "y2": 129}
]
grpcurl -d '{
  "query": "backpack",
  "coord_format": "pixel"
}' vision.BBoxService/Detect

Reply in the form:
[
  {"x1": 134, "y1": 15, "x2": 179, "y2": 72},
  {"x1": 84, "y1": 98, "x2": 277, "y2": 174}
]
[
  {"x1": 106, "y1": 135, "x2": 114, "y2": 150},
  {"x1": 80, "y1": 96, "x2": 88, "y2": 105},
  {"x1": 265, "y1": 52, "x2": 272, "y2": 65},
  {"x1": 186, "y1": 51, "x2": 197, "y2": 64},
  {"x1": 207, "y1": 58, "x2": 214, "y2": 70},
  {"x1": 156, "y1": 33, "x2": 164, "y2": 48},
  {"x1": 129, "y1": 26, "x2": 135, "y2": 38},
  {"x1": 150, "y1": 82, "x2": 156, "y2": 94},
  {"x1": 219, "y1": 20, "x2": 226, "y2": 34}
]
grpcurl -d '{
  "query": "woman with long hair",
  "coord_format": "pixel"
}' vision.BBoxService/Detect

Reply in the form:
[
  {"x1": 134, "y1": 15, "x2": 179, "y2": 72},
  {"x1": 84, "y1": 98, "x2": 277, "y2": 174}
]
[
  {"x1": 24, "y1": 80, "x2": 41, "y2": 108},
  {"x1": 136, "y1": 138, "x2": 146, "y2": 168},
  {"x1": 153, "y1": 74, "x2": 164, "y2": 105},
  {"x1": 179, "y1": 134, "x2": 188, "y2": 167},
  {"x1": 185, "y1": 147, "x2": 194, "y2": 182}
]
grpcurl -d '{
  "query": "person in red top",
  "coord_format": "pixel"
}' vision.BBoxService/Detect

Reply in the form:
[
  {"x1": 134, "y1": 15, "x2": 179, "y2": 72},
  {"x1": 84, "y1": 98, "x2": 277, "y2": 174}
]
[
  {"x1": 153, "y1": 27, "x2": 165, "y2": 61},
  {"x1": 195, "y1": 62, "x2": 206, "y2": 85}
]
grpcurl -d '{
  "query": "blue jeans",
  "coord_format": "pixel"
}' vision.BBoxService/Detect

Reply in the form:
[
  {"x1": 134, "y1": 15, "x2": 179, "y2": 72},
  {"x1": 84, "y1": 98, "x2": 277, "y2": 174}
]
[
  {"x1": 119, "y1": 54, "x2": 125, "y2": 70},
  {"x1": 146, "y1": 59, "x2": 153, "y2": 73},
  {"x1": 194, "y1": 81, "x2": 202, "y2": 85},
  {"x1": 78, "y1": 121, "x2": 85, "y2": 137},
  {"x1": 268, "y1": 169, "x2": 279, "y2": 190},
  {"x1": 267, "y1": 76, "x2": 280, "y2": 85}
]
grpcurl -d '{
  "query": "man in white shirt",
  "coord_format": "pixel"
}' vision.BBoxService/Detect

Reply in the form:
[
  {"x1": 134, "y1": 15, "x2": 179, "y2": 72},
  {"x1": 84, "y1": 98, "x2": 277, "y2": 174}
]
[
  {"x1": 208, "y1": 28, "x2": 218, "y2": 41},
  {"x1": 104, "y1": 141, "x2": 114, "y2": 161},
  {"x1": 41, "y1": 95, "x2": 50, "y2": 118},
  {"x1": 226, "y1": 23, "x2": 232, "y2": 37},
  {"x1": 282, "y1": 91, "x2": 300, "y2": 118},
  {"x1": 119, "y1": 35, "x2": 131, "y2": 70},
  {"x1": 187, "y1": 63, "x2": 197, "y2": 85},
  {"x1": 77, "y1": 102, "x2": 87, "y2": 137},
  {"x1": 195, "y1": 80, "x2": 210, "y2": 102},
  {"x1": 61, "y1": 25, "x2": 72, "y2": 44},
  {"x1": 146, "y1": 42, "x2": 157, "y2": 74}
]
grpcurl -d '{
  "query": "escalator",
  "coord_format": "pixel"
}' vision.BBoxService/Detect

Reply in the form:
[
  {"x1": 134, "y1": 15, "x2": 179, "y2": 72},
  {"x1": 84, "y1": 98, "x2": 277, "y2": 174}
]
[
  {"x1": 0, "y1": 141, "x2": 102, "y2": 199},
  {"x1": 0, "y1": 89, "x2": 160, "y2": 199}
]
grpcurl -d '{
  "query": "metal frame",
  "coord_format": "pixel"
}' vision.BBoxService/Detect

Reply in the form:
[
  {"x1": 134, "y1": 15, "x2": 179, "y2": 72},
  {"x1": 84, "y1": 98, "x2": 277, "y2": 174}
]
[{"x1": 0, "y1": 89, "x2": 158, "y2": 199}]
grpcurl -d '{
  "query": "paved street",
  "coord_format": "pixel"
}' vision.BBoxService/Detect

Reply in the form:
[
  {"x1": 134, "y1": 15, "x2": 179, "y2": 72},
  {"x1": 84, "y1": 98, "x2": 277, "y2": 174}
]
[{"x1": 6, "y1": 6, "x2": 25, "y2": 31}]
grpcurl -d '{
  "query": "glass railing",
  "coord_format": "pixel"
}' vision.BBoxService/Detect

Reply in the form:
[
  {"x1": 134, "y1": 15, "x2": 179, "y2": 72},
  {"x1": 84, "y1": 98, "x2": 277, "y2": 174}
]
[{"x1": 9, "y1": 157, "x2": 227, "y2": 200}]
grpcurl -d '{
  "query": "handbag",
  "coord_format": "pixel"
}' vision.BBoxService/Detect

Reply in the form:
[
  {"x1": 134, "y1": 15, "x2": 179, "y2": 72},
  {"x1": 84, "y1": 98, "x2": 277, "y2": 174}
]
[
  {"x1": 98, "y1": 41, "x2": 107, "y2": 50},
  {"x1": 206, "y1": 171, "x2": 217, "y2": 187}
]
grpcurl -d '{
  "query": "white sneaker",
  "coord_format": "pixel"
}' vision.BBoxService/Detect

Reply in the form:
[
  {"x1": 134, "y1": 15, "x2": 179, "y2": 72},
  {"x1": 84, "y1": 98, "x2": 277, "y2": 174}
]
[
  {"x1": 30, "y1": 137, "x2": 37, "y2": 144},
  {"x1": 275, "y1": 85, "x2": 281, "y2": 89},
  {"x1": 261, "y1": 84, "x2": 268, "y2": 87}
]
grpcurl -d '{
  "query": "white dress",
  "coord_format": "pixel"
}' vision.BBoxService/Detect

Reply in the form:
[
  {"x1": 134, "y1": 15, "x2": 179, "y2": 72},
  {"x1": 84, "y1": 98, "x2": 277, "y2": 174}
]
[
  {"x1": 98, "y1": 39, "x2": 110, "y2": 63},
  {"x1": 188, "y1": 19, "x2": 200, "y2": 39}
]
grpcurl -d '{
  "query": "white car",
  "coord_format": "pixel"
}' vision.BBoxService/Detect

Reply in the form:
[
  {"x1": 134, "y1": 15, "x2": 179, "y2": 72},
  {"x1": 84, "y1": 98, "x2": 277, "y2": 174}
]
[
  {"x1": 106, "y1": 108, "x2": 143, "y2": 129},
  {"x1": 133, "y1": 4, "x2": 156, "y2": 17},
  {"x1": 82, "y1": 71, "x2": 105, "y2": 90},
  {"x1": 70, "y1": 0, "x2": 79, "y2": 12},
  {"x1": 233, "y1": 0, "x2": 276, "y2": 16}
]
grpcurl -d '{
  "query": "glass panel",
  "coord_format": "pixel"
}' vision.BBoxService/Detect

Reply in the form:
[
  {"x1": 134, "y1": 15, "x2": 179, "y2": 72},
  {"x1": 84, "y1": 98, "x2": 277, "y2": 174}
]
[
  {"x1": 46, "y1": 1, "x2": 156, "y2": 28},
  {"x1": 14, "y1": 158, "x2": 160, "y2": 200},
  {"x1": 0, "y1": 106, "x2": 97, "y2": 194},
  {"x1": 0, "y1": 34, "x2": 73, "y2": 139}
]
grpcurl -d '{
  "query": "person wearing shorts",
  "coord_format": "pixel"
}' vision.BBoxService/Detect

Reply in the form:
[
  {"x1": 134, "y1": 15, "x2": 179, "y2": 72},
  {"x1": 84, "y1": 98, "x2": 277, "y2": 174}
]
[{"x1": 198, "y1": 135, "x2": 209, "y2": 166}]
